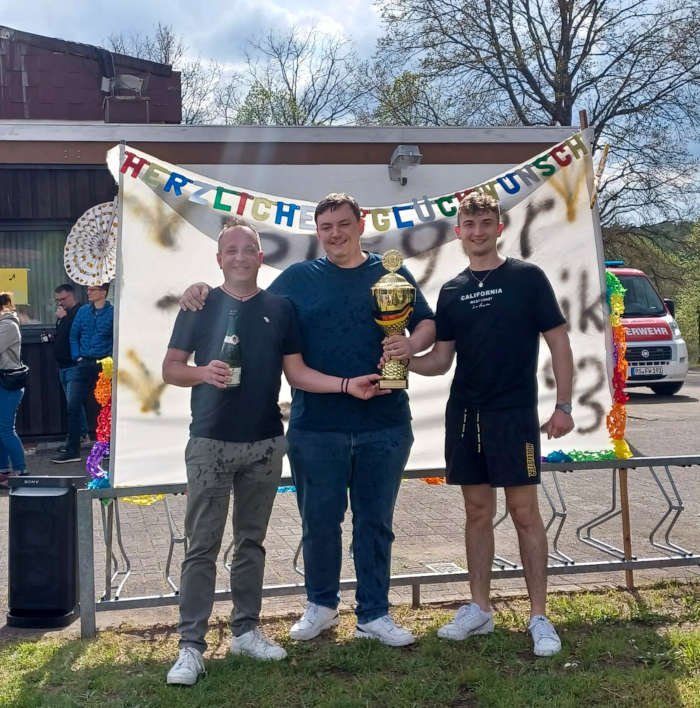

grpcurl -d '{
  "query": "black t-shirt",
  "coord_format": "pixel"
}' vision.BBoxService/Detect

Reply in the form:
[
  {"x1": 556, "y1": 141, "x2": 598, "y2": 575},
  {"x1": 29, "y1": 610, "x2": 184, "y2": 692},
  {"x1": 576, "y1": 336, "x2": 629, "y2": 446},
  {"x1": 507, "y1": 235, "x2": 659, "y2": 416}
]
[
  {"x1": 435, "y1": 257, "x2": 566, "y2": 410},
  {"x1": 168, "y1": 287, "x2": 303, "y2": 442},
  {"x1": 55, "y1": 303, "x2": 81, "y2": 368}
]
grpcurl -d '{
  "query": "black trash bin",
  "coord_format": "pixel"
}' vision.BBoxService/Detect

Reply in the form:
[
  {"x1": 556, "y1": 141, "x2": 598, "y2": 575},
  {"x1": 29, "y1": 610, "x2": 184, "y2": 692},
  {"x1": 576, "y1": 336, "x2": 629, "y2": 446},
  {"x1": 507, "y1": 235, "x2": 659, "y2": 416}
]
[{"x1": 7, "y1": 476, "x2": 83, "y2": 628}]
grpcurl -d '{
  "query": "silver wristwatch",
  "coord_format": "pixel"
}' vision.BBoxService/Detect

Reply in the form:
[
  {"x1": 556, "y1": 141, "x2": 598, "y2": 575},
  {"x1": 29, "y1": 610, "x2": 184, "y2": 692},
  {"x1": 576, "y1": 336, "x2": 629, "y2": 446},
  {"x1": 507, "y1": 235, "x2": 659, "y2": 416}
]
[{"x1": 555, "y1": 402, "x2": 572, "y2": 415}]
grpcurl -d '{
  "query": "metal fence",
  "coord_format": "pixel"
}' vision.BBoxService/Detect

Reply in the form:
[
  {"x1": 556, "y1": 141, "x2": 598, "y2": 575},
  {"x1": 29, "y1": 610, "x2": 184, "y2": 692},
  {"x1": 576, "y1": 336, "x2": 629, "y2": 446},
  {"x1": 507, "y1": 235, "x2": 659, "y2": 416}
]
[{"x1": 77, "y1": 455, "x2": 700, "y2": 638}]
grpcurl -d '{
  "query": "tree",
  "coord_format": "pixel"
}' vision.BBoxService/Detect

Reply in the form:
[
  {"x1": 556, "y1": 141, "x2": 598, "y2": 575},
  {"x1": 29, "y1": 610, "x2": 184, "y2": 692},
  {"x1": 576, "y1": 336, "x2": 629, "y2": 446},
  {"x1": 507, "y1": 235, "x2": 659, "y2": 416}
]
[
  {"x1": 234, "y1": 27, "x2": 367, "y2": 126},
  {"x1": 358, "y1": 69, "x2": 492, "y2": 126},
  {"x1": 108, "y1": 22, "x2": 184, "y2": 65},
  {"x1": 604, "y1": 223, "x2": 688, "y2": 294},
  {"x1": 375, "y1": 0, "x2": 700, "y2": 224},
  {"x1": 673, "y1": 219, "x2": 700, "y2": 363},
  {"x1": 212, "y1": 76, "x2": 244, "y2": 125},
  {"x1": 107, "y1": 23, "x2": 224, "y2": 124}
]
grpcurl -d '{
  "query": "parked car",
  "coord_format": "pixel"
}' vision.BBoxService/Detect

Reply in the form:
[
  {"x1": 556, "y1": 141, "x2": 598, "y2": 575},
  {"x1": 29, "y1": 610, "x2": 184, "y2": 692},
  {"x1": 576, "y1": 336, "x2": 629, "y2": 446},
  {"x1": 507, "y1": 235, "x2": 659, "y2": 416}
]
[{"x1": 606, "y1": 261, "x2": 688, "y2": 395}]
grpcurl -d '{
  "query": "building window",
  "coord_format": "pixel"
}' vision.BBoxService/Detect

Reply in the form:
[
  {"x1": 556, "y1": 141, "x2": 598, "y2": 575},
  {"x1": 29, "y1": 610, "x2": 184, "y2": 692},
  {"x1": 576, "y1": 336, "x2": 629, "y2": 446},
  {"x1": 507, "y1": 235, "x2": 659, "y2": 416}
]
[{"x1": 0, "y1": 227, "x2": 86, "y2": 325}]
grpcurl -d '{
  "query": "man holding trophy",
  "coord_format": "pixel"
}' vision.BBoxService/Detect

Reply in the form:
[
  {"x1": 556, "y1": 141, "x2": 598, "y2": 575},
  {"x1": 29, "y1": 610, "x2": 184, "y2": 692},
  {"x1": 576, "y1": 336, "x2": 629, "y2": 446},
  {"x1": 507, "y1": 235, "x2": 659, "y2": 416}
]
[{"x1": 180, "y1": 195, "x2": 435, "y2": 647}]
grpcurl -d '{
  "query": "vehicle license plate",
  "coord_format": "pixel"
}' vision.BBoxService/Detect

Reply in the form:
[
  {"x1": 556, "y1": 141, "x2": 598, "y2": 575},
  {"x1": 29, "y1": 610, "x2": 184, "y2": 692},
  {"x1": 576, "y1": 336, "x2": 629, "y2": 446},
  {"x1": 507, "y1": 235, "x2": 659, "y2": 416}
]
[{"x1": 629, "y1": 366, "x2": 664, "y2": 376}]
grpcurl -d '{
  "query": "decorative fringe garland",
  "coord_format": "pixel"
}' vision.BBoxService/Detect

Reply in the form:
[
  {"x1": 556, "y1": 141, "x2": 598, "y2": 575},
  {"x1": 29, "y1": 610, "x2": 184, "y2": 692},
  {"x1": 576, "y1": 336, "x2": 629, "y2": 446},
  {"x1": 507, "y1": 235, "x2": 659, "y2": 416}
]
[
  {"x1": 86, "y1": 356, "x2": 166, "y2": 505},
  {"x1": 86, "y1": 357, "x2": 113, "y2": 496},
  {"x1": 604, "y1": 271, "x2": 633, "y2": 458}
]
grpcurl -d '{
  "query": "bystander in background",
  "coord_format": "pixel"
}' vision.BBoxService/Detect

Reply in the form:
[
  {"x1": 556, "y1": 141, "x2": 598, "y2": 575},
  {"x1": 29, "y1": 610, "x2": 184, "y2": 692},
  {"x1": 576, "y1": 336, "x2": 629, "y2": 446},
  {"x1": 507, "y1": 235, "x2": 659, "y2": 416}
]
[
  {"x1": 54, "y1": 284, "x2": 89, "y2": 451},
  {"x1": 0, "y1": 292, "x2": 27, "y2": 486}
]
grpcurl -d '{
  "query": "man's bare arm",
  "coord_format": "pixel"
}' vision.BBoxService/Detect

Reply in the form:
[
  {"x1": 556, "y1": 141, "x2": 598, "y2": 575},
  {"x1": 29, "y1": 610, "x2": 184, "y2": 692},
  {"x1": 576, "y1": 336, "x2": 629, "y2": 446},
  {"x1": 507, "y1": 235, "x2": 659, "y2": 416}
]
[
  {"x1": 407, "y1": 340, "x2": 456, "y2": 377},
  {"x1": 283, "y1": 353, "x2": 389, "y2": 400},
  {"x1": 542, "y1": 324, "x2": 574, "y2": 439}
]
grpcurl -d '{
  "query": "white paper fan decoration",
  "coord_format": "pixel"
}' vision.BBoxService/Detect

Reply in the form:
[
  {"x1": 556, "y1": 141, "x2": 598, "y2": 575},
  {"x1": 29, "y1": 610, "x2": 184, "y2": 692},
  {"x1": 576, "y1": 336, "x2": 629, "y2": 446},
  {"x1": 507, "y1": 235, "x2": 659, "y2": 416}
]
[{"x1": 64, "y1": 197, "x2": 119, "y2": 285}]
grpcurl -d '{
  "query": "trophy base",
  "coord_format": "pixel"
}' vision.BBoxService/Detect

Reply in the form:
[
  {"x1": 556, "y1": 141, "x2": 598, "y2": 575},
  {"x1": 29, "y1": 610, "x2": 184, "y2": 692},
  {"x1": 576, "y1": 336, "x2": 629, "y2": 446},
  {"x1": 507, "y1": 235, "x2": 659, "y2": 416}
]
[{"x1": 379, "y1": 379, "x2": 408, "y2": 390}]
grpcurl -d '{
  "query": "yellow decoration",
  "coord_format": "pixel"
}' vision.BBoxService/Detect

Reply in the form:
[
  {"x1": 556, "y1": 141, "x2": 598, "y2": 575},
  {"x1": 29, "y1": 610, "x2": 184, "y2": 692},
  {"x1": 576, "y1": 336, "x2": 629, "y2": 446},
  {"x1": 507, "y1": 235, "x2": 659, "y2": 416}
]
[
  {"x1": 609, "y1": 292, "x2": 625, "y2": 316},
  {"x1": 611, "y1": 438, "x2": 633, "y2": 458},
  {"x1": 98, "y1": 356, "x2": 113, "y2": 380},
  {"x1": 121, "y1": 494, "x2": 166, "y2": 506},
  {"x1": 0, "y1": 268, "x2": 29, "y2": 304}
]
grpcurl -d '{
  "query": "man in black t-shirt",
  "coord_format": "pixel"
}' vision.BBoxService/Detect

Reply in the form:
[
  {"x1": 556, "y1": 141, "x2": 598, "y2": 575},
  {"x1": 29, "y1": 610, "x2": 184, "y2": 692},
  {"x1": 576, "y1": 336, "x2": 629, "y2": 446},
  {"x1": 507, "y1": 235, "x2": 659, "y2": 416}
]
[
  {"x1": 163, "y1": 217, "x2": 385, "y2": 686},
  {"x1": 394, "y1": 193, "x2": 574, "y2": 657}
]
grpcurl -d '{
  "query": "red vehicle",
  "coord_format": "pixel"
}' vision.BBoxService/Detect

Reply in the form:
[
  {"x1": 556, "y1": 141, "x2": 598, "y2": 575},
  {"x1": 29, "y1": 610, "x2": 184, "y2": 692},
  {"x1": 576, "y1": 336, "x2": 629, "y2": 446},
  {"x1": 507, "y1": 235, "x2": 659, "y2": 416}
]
[{"x1": 606, "y1": 262, "x2": 688, "y2": 395}]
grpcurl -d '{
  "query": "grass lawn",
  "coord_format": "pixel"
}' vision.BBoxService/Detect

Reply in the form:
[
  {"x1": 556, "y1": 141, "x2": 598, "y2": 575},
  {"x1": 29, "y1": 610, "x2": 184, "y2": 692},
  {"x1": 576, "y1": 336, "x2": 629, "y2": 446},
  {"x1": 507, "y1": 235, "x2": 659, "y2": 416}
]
[{"x1": 1, "y1": 582, "x2": 698, "y2": 707}]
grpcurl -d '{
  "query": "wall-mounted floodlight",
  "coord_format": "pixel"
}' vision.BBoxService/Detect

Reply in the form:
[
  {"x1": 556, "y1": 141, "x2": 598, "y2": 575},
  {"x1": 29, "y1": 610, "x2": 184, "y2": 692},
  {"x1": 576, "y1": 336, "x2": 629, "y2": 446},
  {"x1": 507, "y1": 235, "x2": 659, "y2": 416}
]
[{"x1": 388, "y1": 144, "x2": 422, "y2": 186}]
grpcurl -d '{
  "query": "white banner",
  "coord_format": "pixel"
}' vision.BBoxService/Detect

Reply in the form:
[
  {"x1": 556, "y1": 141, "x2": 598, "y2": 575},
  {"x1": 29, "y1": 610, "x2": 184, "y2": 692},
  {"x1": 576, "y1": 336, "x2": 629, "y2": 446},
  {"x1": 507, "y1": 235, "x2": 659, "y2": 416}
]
[{"x1": 106, "y1": 131, "x2": 612, "y2": 487}]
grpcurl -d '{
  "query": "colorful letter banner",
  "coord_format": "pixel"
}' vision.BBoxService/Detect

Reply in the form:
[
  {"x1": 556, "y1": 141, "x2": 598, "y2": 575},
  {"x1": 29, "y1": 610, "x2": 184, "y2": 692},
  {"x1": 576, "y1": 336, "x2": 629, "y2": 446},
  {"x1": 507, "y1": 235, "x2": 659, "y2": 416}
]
[{"x1": 106, "y1": 131, "x2": 613, "y2": 487}]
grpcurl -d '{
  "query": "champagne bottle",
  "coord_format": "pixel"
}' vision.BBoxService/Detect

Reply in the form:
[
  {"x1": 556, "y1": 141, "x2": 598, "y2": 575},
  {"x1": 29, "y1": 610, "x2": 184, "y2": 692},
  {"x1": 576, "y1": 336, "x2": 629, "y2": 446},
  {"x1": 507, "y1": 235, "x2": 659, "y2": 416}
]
[{"x1": 219, "y1": 309, "x2": 242, "y2": 387}]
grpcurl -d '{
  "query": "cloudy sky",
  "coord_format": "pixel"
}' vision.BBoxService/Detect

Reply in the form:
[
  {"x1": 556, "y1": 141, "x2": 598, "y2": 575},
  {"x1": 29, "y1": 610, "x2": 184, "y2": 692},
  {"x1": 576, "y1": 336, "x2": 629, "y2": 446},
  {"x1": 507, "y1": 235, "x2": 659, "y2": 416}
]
[{"x1": 0, "y1": 0, "x2": 382, "y2": 64}]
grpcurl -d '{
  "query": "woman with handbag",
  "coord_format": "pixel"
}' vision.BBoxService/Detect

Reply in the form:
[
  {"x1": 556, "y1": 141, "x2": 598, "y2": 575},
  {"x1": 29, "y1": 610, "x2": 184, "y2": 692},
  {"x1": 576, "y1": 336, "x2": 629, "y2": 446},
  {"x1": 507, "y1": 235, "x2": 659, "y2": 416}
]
[{"x1": 0, "y1": 292, "x2": 27, "y2": 487}]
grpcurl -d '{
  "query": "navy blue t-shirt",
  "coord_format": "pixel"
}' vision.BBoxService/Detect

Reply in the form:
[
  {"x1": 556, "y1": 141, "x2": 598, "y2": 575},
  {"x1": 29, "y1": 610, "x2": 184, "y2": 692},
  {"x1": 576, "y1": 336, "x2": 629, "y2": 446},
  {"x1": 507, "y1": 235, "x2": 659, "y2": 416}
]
[
  {"x1": 436, "y1": 257, "x2": 565, "y2": 410},
  {"x1": 268, "y1": 252, "x2": 434, "y2": 432},
  {"x1": 168, "y1": 288, "x2": 303, "y2": 442}
]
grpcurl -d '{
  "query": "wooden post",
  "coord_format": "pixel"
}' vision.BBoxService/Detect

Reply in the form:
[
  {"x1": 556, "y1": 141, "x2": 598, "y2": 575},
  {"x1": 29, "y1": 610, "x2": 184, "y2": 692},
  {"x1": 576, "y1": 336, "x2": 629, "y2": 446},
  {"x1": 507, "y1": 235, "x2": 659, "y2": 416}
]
[
  {"x1": 412, "y1": 583, "x2": 420, "y2": 609},
  {"x1": 618, "y1": 467, "x2": 634, "y2": 588},
  {"x1": 579, "y1": 109, "x2": 589, "y2": 130}
]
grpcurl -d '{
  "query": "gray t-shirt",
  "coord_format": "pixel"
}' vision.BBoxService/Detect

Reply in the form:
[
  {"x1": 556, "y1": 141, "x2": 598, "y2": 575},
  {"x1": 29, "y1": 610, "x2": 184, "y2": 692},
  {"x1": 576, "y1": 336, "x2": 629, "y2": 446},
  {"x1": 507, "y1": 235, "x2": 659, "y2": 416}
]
[{"x1": 169, "y1": 287, "x2": 302, "y2": 442}]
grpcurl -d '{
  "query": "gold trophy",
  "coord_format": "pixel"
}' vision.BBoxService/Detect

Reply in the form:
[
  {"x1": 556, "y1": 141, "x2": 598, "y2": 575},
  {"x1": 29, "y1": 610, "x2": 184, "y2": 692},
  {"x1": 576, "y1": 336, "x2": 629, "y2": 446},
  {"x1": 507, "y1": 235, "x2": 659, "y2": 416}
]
[{"x1": 371, "y1": 250, "x2": 416, "y2": 389}]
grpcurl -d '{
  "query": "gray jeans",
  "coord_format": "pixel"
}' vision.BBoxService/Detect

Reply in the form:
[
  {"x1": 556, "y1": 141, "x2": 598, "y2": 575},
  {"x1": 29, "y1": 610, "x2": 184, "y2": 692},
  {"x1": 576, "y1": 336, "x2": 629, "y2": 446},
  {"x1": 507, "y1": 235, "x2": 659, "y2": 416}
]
[{"x1": 178, "y1": 435, "x2": 285, "y2": 652}]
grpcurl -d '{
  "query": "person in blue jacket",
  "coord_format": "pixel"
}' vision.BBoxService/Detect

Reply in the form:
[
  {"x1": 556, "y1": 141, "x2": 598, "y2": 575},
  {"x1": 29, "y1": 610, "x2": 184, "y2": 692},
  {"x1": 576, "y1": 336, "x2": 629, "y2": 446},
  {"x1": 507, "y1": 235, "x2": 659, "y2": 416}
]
[{"x1": 52, "y1": 283, "x2": 113, "y2": 463}]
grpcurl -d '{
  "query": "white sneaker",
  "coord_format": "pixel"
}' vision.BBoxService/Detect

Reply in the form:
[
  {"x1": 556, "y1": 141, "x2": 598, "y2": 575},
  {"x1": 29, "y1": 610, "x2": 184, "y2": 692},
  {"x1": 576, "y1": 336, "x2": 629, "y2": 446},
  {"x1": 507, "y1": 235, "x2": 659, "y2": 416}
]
[
  {"x1": 230, "y1": 628, "x2": 287, "y2": 661},
  {"x1": 529, "y1": 615, "x2": 562, "y2": 656},
  {"x1": 290, "y1": 603, "x2": 339, "y2": 640},
  {"x1": 437, "y1": 603, "x2": 494, "y2": 640},
  {"x1": 166, "y1": 647, "x2": 205, "y2": 685},
  {"x1": 355, "y1": 614, "x2": 415, "y2": 647}
]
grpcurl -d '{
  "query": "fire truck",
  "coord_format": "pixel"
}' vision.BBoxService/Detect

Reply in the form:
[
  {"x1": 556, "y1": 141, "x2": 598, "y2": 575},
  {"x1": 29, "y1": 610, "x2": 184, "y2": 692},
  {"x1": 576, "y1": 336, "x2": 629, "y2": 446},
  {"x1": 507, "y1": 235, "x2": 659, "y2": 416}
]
[{"x1": 606, "y1": 261, "x2": 689, "y2": 395}]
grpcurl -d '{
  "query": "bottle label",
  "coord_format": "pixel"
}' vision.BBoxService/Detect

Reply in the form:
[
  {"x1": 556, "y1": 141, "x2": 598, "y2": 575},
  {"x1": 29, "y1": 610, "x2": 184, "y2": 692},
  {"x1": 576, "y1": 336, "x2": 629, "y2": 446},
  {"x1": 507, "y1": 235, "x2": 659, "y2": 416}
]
[
  {"x1": 227, "y1": 365, "x2": 241, "y2": 387},
  {"x1": 224, "y1": 334, "x2": 240, "y2": 346}
]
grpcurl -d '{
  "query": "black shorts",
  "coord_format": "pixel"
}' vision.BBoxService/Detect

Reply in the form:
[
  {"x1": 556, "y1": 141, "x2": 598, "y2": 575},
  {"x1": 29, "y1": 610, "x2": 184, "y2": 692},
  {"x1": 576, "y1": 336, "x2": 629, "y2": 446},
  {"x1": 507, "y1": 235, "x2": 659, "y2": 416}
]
[{"x1": 445, "y1": 402, "x2": 541, "y2": 487}]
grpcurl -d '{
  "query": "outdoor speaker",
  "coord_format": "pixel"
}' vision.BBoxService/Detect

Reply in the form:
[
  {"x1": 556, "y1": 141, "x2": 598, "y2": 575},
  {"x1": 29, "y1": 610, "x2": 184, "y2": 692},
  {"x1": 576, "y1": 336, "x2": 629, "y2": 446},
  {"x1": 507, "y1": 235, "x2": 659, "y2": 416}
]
[{"x1": 7, "y1": 477, "x2": 81, "y2": 628}]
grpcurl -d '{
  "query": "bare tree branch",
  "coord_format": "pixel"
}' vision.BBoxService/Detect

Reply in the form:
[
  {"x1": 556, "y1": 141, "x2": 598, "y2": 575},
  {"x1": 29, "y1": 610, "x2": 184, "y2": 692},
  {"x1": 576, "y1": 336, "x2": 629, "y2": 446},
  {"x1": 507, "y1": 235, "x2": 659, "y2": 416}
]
[
  {"x1": 107, "y1": 23, "x2": 226, "y2": 124},
  {"x1": 376, "y1": 0, "x2": 700, "y2": 223},
  {"x1": 234, "y1": 27, "x2": 367, "y2": 126}
]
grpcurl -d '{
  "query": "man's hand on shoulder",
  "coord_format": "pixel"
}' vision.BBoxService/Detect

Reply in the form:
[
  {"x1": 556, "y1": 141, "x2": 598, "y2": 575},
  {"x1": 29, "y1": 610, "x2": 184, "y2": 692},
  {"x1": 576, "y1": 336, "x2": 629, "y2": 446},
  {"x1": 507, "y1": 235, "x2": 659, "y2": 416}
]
[
  {"x1": 200, "y1": 360, "x2": 232, "y2": 389},
  {"x1": 544, "y1": 408, "x2": 574, "y2": 439},
  {"x1": 180, "y1": 282, "x2": 211, "y2": 311}
]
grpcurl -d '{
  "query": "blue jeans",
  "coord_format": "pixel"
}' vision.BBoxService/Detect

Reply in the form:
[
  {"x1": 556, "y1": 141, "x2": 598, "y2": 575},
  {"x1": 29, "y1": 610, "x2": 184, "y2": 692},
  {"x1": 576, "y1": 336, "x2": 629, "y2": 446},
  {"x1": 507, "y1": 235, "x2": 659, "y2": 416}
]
[
  {"x1": 59, "y1": 366, "x2": 88, "y2": 439},
  {"x1": 66, "y1": 361, "x2": 99, "y2": 456},
  {"x1": 287, "y1": 423, "x2": 413, "y2": 624},
  {"x1": 0, "y1": 386, "x2": 26, "y2": 473}
]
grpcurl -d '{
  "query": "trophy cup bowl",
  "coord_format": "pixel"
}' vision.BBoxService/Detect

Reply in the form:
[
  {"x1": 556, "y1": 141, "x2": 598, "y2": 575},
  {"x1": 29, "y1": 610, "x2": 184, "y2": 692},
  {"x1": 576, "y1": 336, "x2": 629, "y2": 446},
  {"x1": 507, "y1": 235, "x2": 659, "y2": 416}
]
[{"x1": 371, "y1": 251, "x2": 416, "y2": 389}]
